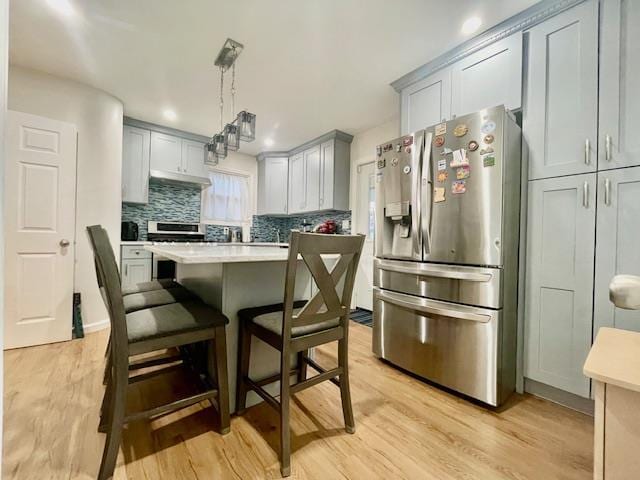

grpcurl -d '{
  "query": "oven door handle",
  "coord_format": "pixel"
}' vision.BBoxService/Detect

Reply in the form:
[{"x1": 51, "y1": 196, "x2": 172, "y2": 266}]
[
  {"x1": 375, "y1": 288, "x2": 492, "y2": 323},
  {"x1": 377, "y1": 261, "x2": 492, "y2": 282}
]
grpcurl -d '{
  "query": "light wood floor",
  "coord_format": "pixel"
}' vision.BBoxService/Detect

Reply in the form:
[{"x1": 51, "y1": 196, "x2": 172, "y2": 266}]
[{"x1": 4, "y1": 323, "x2": 593, "y2": 479}]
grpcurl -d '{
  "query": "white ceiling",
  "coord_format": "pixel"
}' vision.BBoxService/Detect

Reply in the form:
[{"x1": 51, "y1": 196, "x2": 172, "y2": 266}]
[{"x1": 9, "y1": 0, "x2": 536, "y2": 155}]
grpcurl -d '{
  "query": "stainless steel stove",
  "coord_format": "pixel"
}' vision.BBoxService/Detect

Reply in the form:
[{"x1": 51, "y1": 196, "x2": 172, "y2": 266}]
[{"x1": 148, "y1": 221, "x2": 206, "y2": 279}]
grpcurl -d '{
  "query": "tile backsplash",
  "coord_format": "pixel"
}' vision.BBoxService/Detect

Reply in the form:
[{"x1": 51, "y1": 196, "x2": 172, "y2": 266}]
[{"x1": 122, "y1": 178, "x2": 351, "y2": 243}]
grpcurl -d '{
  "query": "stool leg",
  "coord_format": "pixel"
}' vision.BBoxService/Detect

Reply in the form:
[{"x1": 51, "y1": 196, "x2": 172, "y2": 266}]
[
  {"x1": 98, "y1": 361, "x2": 127, "y2": 480},
  {"x1": 213, "y1": 327, "x2": 230, "y2": 435},
  {"x1": 279, "y1": 349, "x2": 292, "y2": 477},
  {"x1": 102, "y1": 344, "x2": 112, "y2": 386},
  {"x1": 235, "y1": 321, "x2": 251, "y2": 414},
  {"x1": 296, "y1": 350, "x2": 308, "y2": 383},
  {"x1": 338, "y1": 337, "x2": 355, "y2": 434},
  {"x1": 98, "y1": 370, "x2": 112, "y2": 433}
]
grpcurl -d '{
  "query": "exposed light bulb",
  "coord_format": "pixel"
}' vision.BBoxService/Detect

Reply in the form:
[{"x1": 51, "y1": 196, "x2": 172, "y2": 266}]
[{"x1": 461, "y1": 17, "x2": 482, "y2": 35}]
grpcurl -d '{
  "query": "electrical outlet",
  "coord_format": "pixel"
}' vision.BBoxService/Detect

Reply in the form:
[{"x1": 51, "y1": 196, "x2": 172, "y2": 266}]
[
  {"x1": 342, "y1": 219, "x2": 350, "y2": 231},
  {"x1": 223, "y1": 227, "x2": 229, "y2": 235}
]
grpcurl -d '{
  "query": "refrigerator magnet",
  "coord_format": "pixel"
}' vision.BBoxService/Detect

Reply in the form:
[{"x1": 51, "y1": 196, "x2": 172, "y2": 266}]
[
  {"x1": 437, "y1": 159, "x2": 447, "y2": 171},
  {"x1": 452, "y1": 180, "x2": 467, "y2": 194},
  {"x1": 468, "y1": 140, "x2": 479, "y2": 151},
  {"x1": 483, "y1": 155, "x2": 496, "y2": 167},
  {"x1": 479, "y1": 146, "x2": 494, "y2": 155},
  {"x1": 403, "y1": 136, "x2": 413, "y2": 147},
  {"x1": 434, "y1": 187, "x2": 446, "y2": 203},
  {"x1": 435, "y1": 122, "x2": 447, "y2": 136},
  {"x1": 481, "y1": 121, "x2": 496, "y2": 134},
  {"x1": 454, "y1": 124, "x2": 469, "y2": 137},
  {"x1": 450, "y1": 148, "x2": 469, "y2": 167},
  {"x1": 434, "y1": 135, "x2": 445, "y2": 147},
  {"x1": 456, "y1": 165, "x2": 470, "y2": 180},
  {"x1": 484, "y1": 134, "x2": 495, "y2": 144},
  {"x1": 437, "y1": 171, "x2": 448, "y2": 183}
]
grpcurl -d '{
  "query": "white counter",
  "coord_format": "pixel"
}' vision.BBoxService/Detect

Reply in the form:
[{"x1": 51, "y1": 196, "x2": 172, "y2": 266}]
[
  {"x1": 121, "y1": 240, "x2": 152, "y2": 246},
  {"x1": 145, "y1": 244, "x2": 291, "y2": 264}
]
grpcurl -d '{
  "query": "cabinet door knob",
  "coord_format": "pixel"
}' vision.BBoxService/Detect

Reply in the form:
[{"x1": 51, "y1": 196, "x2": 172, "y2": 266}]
[{"x1": 59, "y1": 239, "x2": 70, "y2": 247}]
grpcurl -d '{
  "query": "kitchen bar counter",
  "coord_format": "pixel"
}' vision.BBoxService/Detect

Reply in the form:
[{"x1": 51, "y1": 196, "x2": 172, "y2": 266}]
[
  {"x1": 144, "y1": 243, "x2": 319, "y2": 413},
  {"x1": 145, "y1": 243, "x2": 291, "y2": 263}
]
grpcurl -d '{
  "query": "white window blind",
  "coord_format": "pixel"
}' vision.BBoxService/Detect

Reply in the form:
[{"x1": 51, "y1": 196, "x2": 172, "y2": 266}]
[{"x1": 201, "y1": 171, "x2": 250, "y2": 224}]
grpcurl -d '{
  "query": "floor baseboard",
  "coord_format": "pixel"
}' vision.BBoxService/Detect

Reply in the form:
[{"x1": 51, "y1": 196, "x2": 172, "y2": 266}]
[{"x1": 83, "y1": 318, "x2": 109, "y2": 333}]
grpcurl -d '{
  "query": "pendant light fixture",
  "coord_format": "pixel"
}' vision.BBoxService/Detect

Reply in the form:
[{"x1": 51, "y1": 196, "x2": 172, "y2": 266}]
[{"x1": 205, "y1": 38, "x2": 256, "y2": 166}]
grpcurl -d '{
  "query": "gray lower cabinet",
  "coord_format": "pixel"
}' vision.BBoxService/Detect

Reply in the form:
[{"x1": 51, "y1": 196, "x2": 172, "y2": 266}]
[
  {"x1": 122, "y1": 125, "x2": 150, "y2": 204},
  {"x1": 257, "y1": 155, "x2": 288, "y2": 215},
  {"x1": 524, "y1": 0, "x2": 599, "y2": 180},
  {"x1": 524, "y1": 173, "x2": 596, "y2": 398},
  {"x1": 120, "y1": 245, "x2": 152, "y2": 289},
  {"x1": 594, "y1": 166, "x2": 640, "y2": 334},
  {"x1": 598, "y1": 0, "x2": 640, "y2": 170}
]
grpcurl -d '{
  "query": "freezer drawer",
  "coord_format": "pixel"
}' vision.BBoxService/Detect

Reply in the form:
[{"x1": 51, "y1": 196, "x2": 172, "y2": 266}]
[
  {"x1": 372, "y1": 287, "x2": 513, "y2": 406},
  {"x1": 374, "y1": 258, "x2": 502, "y2": 309}
]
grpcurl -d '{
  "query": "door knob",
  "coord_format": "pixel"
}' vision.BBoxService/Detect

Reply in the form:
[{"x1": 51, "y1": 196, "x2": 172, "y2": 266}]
[{"x1": 60, "y1": 239, "x2": 71, "y2": 247}]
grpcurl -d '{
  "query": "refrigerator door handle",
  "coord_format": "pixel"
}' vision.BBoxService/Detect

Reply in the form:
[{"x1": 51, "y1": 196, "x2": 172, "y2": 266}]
[
  {"x1": 421, "y1": 132, "x2": 433, "y2": 256},
  {"x1": 375, "y1": 288, "x2": 492, "y2": 323},
  {"x1": 377, "y1": 261, "x2": 493, "y2": 282},
  {"x1": 412, "y1": 131, "x2": 424, "y2": 258}
]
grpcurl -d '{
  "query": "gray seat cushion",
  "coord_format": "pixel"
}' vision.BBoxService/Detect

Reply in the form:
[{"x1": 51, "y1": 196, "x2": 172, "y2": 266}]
[
  {"x1": 123, "y1": 287, "x2": 196, "y2": 313},
  {"x1": 126, "y1": 300, "x2": 228, "y2": 344},
  {"x1": 252, "y1": 308, "x2": 340, "y2": 338},
  {"x1": 122, "y1": 279, "x2": 181, "y2": 296}
]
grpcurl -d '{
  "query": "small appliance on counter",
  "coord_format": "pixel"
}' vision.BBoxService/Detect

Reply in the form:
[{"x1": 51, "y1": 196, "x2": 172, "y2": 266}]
[
  {"x1": 231, "y1": 230, "x2": 242, "y2": 243},
  {"x1": 121, "y1": 221, "x2": 139, "y2": 241}
]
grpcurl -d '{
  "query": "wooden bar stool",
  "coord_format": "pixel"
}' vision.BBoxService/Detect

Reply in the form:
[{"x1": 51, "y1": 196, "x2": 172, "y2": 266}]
[
  {"x1": 87, "y1": 225, "x2": 230, "y2": 480},
  {"x1": 236, "y1": 231, "x2": 365, "y2": 477}
]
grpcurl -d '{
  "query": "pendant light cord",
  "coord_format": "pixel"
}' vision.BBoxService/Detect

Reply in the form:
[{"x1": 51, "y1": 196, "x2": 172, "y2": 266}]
[
  {"x1": 231, "y1": 58, "x2": 236, "y2": 118},
  {"x1": 219, "y1": 67, "x2": 224, "y2": 131}
]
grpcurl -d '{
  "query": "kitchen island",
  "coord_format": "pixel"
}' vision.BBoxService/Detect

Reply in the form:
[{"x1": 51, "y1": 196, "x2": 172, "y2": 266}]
[{"x1": 145, "y1": 243, "x2": 319, "y2": 412}]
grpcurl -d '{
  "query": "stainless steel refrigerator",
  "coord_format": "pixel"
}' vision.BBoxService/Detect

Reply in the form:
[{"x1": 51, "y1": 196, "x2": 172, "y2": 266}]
[{"x1": 372, "y1": 105, "x2": 521, "y2": 406}]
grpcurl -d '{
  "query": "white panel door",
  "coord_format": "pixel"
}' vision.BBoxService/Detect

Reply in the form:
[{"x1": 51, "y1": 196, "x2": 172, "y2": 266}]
[
  {"x1": 122, "y1": 125, "x2": 150, "y2": 204},
  {"x1": 401, "y1": 68, "x2": 451, "y2": 135},
  {"x1": 524, "y1": 174, "x2": 596, "y2": 397},
  {"x1": 288, "y1": 153, "x2": 305, "y2": 214},
  {"x1": 303, "y1": 146, "x2": 321, "y2": 212},
  {"x1": 354, "y1": 162, "x2": 376, "y2": 310},
  {"x1": 524, "y1": 0, "x2": 599, "y2": 180},
  {"x1": 319, "y1": 140, "x2": 334, "y2": 210},
  {"x1": 181, "y1": 139, "x2": 208, "y2": 177},
  {"x1": 150, "y1": 131, "x2": 182, "y2": 175},
  {"x1": 264, "y1": 157, "x2": 288, "y2": 215},
  {"x1": 594, "y1": 167, "x2": 640, "y2": 335},
  {"x1": 4, "y1": 111, "x2": 77, "y2": 349},
  {"x1": 599, "y1": 0, "x2": 640, "y2": 170},
  {"x1": 451, "y1": 33, "x2": 523, "y2": 117}
]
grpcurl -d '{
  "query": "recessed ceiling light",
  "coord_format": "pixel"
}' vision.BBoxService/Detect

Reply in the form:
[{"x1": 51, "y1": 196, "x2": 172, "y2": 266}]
[
  {"x1": 163, "y1": 109, "x2": 177, "y2": 121},
  {"x1": 264, "y1": 138, "x2": 274, "y2": 147},
  {"x1": 461, "y1": 17, "x2": 482, "y2": 35},
  {"x1": 46, "y1": 0, "x2": 75, "y2": 17}
]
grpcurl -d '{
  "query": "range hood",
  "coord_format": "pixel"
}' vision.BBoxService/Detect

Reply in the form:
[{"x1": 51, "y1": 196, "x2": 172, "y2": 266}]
[{"x1": 150, "y1": 169, "x2": 212, "y2": 187}]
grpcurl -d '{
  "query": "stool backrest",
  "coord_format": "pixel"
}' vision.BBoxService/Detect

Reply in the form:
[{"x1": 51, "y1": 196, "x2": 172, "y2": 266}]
[
  {"x1": 283, "y1": 232, "x2": 365, "y2": 340},
  {"x1": 86, "y1": 225, "x2": 128, "y2": 353}
]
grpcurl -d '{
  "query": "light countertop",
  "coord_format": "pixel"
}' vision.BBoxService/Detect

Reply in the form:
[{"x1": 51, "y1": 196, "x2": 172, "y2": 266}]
[
  {"x1": 145, "y1": 244, "x2": 293, "y2": 264},
  {"x1": 584, "y1": 327, "x2": 640, "y2": 393},
  {"x1": 121, "y1": 241, "x2": 152, "y2": 246}
]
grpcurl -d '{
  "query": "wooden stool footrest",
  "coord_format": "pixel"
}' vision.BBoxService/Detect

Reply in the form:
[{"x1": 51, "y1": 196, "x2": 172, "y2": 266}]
[{"x1": 124, "y1": 389, "x2": 218, "y2": 423}]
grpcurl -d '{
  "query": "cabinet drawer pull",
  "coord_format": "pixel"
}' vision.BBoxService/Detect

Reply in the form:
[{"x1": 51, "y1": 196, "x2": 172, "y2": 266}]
[
  {"x1": 604, "y1": 178, "x2": 612, "y2": 206},
  {"x1": 582, "y1": 181, "x2": 589, "y2": 208},
  {"x1": 605, "y1": 134, "x2": 613, "y2": 162},
  {"x1": 584, "y1": 139, "x2": 591, "y2": 165}
]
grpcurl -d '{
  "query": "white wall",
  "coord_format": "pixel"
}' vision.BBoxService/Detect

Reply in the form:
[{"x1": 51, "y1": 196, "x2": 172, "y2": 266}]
[
  {"x1": 349, "y1": 116, "x2": 399, "y2": 228},
  {"x1": 0, "y1": 0, "x2": 8, "y2": 469},
  {"x1": 8, "y1": 66, "x2": 123, "y2": 332}
]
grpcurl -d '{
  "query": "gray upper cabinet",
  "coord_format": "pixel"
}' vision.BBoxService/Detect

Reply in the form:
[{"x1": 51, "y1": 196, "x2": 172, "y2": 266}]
[
  {"x1": 451, "y1": 33, "x2": 523, "y2": 118},
  {"x1": 524, "y1": 0, "x2": 599, "y2": 180},
  {"x1": 598, "y1": 0, "x2": 640, "y2": 170},
  {"x1": 288, "y1": 152, "x2": 305, "y2": 214},
  {"x1": 150, "y1": 131, "x2": 182, "y2": 175},
  {"x1": 401, "y1": 69, "x2": 451, "y2": 135},
  {"x1": 524, "y1": 174, "x2": 596, "y2": 398},
  {"x1": 303, "y1": 145, "x2": 321, "y2": 212},
  {"x1": 594, "y1": 166, "x2": 640, "y2": 335},
  {"x1": 122, "y1": 125, "x2": 150, "y2": 204},
  {"x1": 257, "y1": 156, "x2": 288, "y2": 215},
  {"x1": 181, "y1": 139, "x2": 208, "y2": 178}
]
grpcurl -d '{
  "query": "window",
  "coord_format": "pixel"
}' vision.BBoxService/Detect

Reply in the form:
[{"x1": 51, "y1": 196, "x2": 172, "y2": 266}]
[{"x1": 201, "y1": 170, "x2": 251, "y2": 226}]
